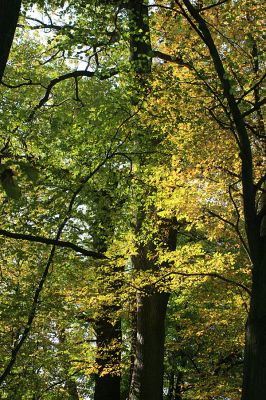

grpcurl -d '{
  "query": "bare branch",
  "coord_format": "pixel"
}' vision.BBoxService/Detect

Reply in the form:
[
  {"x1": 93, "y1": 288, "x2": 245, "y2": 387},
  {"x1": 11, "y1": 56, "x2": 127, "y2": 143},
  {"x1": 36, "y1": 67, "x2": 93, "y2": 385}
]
[{"x1": 237, "y1": 72, "x2": 266, "y2": 104}]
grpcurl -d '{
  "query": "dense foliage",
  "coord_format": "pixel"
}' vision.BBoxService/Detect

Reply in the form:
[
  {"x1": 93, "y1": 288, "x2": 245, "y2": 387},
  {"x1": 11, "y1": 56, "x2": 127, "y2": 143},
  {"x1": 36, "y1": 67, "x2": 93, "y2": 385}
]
[{"x1": 0, "y1": 0, "x2": 265, "y2": 399}]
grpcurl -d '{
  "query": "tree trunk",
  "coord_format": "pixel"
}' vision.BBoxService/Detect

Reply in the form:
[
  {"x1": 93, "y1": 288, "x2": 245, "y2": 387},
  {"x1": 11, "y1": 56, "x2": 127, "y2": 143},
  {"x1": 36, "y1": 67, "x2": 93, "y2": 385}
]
[
  {"x1": 178, "y1": 4, "x2": 266, "y2": 397},
  {"x1": 94, "y1": 315, "x2": 122, "y2": 400},
  {"x1": 241, "y1": 32, "x2": 266, "y2": 400},
  {"x1": 129, "y1": 291, "x2": 169, "y2": 400},
  {"x1": 242, "y1": 249, "x2": 266, "y2": 399},
  {"x1": 65, "y1": 380, "x2": 80, "y2": 400},
  {"x1": 0, "y1": 0, "x2": 21, "y2": 80}
]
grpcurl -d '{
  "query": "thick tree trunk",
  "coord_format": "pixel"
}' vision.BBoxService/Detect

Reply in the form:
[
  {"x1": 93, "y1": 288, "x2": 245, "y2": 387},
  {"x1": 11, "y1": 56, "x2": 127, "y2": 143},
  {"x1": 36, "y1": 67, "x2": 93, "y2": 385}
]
[
  {"x1": 0, "y1": 0, "x2": 21, "y2": 80},
  {"x1": 129, "y1": 291, "x2": 169, "y2": 400},
  {"x1": 127, "y1": 0, "x2": 151, "y2": 75},
  {"x1": 94, "y1": 315, "x2": 122, "y2": 400}
]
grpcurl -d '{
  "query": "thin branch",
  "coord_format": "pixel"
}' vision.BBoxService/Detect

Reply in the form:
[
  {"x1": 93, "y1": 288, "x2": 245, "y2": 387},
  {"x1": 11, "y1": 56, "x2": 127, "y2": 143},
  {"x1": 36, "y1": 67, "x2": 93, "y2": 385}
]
[
  {"x1": 206, "y1": 207, "x2": 251, "y2": 259},
  {"x1": 25, "y1": 16, "x2": 73, "y2": 31},
  {"x1": 205, "y1": 208, "x2": 236, "y2": 229},
  {"x1": 28, "y1": 68, "x2": 118, "y2": 120},
  {"x1": 153, "y1": 50, "x2": 192, "y2": 69},
  {"x1": 36, "y1": 370, "x2": 81, "y2": 400},
  {"x1": 74, "y1": 76, "x2": 84, "y2": 106},
  {"x1": 237, "y1": 72, "x2": 266, "y2": 104},
  {"x1": 1, "y1": 78, "x2": 43, "y2": 89},
  {"x1": 0, "y1": 229, "x2": 107, "y2": 259},
  {"x1": 175, "y1": 0, "x2": 206, "y2": 41},
  {"x1": 201, "y1": 0, "x2": 229, "y2": 11},
  {"x1": 242, "y1": 97, "x2": 266, "y2": 118},
  {"x1": 228, "y1": 182, "x2": 250, "y2": 258},
  {"x1": 162, "y1": 270, "x2": 251, "y2": 296},
  {"x1": 255, "y1": 174, "x2": 266, "y2": 192}
]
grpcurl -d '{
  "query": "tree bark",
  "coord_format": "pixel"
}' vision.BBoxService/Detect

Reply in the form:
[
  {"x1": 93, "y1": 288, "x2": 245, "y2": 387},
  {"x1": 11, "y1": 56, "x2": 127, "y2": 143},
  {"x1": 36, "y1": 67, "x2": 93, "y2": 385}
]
[{"x1": 129, "y1": 220, "x2": 177, "y2": 400}]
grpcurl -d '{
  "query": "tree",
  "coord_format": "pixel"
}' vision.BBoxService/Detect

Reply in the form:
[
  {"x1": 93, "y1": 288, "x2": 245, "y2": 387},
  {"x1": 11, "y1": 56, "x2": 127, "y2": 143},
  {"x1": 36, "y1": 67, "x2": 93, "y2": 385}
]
[{"x1": 150, "y1": 0, "x2": 265, "y2": 397}]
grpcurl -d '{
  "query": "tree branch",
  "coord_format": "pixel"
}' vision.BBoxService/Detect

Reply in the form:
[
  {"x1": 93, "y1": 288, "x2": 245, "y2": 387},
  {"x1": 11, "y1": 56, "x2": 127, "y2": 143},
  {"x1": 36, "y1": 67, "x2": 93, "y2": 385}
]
[
  {"x1": 242, "y1": 97, "x2": 266, "y2": 118},
  {"x1": 28, "y1": 68, "x2": 118, "y2": 120},
  {"x1": 0, "y1": 143, "x2": 123, "y2": 384},
  {"x1": 0, "y1": 228, "x2": 107, "y2": 259},
  {"x1": 153, "y1": 50, "x2": 192, "y2": 69},
  {"x1": 164, "y1": 270, "x2": 251, "y2": 296}
]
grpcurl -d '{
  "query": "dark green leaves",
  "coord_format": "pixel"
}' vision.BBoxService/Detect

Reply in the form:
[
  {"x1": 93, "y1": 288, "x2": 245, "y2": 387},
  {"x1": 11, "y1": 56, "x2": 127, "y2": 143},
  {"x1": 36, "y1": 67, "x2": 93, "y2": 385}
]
[{"x1": 0, "y1": 168, "x2": 21, "y2": 200}]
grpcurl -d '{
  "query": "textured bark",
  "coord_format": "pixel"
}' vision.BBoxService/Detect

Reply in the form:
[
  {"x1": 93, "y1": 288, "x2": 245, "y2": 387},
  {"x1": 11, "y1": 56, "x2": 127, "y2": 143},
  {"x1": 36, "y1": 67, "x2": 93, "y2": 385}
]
[
  {"x1": 0, "y1": 0, "x2": 21, "y2": 80},
  {"x1": 129, "y1": 292, "x2": 170, "y2": 400},
  {"x1": 91, "y1": 193, "x2": 122, "y2": 400}
]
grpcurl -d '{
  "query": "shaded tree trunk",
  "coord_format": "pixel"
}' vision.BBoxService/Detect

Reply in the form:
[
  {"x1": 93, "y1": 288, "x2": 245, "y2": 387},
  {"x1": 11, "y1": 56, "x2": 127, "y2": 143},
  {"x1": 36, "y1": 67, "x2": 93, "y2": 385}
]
[
  {"x1": 90, "y1": 189, "x2": 122, "y2": 400},
  {"x1": 129, "y1": 291, "x2": 170, "y2": 400},
  {"x1": 94, "y1": 316, "x2": 122, "y2": 400},
  {"x1": 242, "y1": 250, "x2": 266, "y2": 400},
  {"x1": 0, "y1": 0, "x2": 21, "y2": 80},
  {"x1": 129, "y1": 222, "x2": 177, "y2": 400},
  {"x1": 65, "y1": 380, "x2": 80, "y2": 400},
  {"x1": 241, "y1": 31, "x2": 266, "y2": 400}
]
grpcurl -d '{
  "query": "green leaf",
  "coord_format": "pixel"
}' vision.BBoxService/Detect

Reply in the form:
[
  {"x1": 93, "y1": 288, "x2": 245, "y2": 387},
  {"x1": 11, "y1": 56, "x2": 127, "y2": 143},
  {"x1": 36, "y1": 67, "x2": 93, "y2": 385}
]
[{"x1": 18, "y1": 162, "x2": 39, "y2": 183}]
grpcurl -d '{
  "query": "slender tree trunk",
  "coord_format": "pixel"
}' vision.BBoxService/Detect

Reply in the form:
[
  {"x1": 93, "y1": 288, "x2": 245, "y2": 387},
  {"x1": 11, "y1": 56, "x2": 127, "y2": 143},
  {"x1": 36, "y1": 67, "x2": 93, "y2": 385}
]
[
  {"x1": 129, "y1": 291, "x2": 169, "y2": 400},
  {"x1": 241, "y1": 31, "x2": 266, "y2": 400},
  {"x1": 174, "y1": 372, "x2": 183, "y2": 400},
  {"x1": 177, "y1": 3, "x2": 266, "y2": 397}
]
